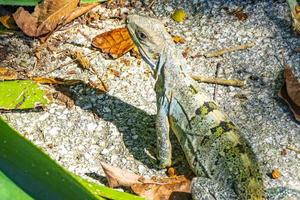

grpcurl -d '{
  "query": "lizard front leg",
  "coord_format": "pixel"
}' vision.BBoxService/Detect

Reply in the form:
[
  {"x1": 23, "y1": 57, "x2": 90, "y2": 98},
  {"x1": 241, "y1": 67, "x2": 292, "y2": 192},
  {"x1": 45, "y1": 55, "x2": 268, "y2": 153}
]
[{"x1": 156, "y1": 94, "x2": 172, "y2": 168}]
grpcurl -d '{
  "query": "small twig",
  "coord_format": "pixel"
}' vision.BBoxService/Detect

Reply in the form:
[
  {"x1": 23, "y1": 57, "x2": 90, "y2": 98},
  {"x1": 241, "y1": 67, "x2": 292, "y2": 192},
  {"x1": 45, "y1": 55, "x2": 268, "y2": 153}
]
[
  {"x1": 287, "y1": 145, "x2": 300, "y2": 154},
  {"x1": 191, "y1": 75, "x2": 245, "y2": 87},
  {"x1": 213, "y1": 63, "x2": 221, "y2": 100},
  {"x1": 204, "y1": 42, "x2": 255, "y2": 58},
  {"x1": 146, "y1": 0, "x2": 156, "y2": 10}
]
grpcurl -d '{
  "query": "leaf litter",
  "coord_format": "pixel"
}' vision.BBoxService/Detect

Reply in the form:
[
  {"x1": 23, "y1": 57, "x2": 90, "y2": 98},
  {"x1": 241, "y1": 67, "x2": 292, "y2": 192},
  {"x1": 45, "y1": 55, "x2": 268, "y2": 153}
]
[
  {"x1": 12, "y1": 0, "x2": 101, "y2": 39},
  {"x1": 100, "y1": 162, "x2": 192, "y2": 200}
]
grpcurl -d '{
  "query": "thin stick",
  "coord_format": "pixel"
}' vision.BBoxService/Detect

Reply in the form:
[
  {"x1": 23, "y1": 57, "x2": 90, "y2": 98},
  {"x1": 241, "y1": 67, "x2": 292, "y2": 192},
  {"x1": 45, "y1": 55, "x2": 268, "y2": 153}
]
[
  {"x1": 204, "y1": 42, "x2": 255, "y2": 58},
  {"x1": 287, "y1": 145, "x2": 300, "y2": 154},
  {"x1": 213, "y1": 63, "x2": 220, "y2": 100},
  {"x1": 147, "y1": 0, "x2": 156, "y2": 10},
  {"x1": 191, "y1": 75, "x2": 245, "y2": 87}
]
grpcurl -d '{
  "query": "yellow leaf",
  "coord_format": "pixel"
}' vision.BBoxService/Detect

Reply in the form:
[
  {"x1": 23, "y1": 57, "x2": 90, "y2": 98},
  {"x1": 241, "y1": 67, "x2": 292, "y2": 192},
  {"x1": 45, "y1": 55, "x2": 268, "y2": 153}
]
[{"x1": 171, "y1": 9, "x2": 187, "y2": 22}]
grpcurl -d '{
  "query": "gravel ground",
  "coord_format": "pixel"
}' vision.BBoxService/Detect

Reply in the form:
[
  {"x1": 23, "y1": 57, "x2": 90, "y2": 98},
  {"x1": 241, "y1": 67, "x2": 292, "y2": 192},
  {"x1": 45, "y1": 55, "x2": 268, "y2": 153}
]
[{"x1": 0, "y1": 0, "x2": 300, "y2": 195}]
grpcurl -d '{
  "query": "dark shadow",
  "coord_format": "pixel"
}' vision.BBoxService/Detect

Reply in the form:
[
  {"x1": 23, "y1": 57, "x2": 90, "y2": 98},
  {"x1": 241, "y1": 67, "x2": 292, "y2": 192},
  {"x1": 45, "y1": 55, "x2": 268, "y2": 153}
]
[
  {"x1": 169, "y1": 192, "x2": 192, "y2": 200},
  {"x1": 55, "y1": 84, "x2": 158, "y2": 169},
  {"x1": 85, "y1": 172, "x2": 108, "y2": 185},
  {"x1": 54, "y1": 84, "x2": 191, "y2": 173}
]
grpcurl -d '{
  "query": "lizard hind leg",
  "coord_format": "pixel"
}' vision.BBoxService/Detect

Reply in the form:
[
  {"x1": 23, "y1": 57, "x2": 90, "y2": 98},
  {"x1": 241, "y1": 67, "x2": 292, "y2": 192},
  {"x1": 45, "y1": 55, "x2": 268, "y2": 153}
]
[{"x1": 191, "y1": 177, "x2": 237, "y2": 200}]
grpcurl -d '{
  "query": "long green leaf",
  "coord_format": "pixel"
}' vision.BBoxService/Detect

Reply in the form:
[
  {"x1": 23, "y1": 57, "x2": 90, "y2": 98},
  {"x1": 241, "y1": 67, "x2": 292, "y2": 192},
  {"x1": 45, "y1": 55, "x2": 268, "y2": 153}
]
[
  {"x1": 0, "y1": 117, "x2": 99, "y2": 200},
  {"x1": 0, "y1": 0, "x2": 41, "y2": 6},
  {"x1": 0, "y1": 117, "x2": 144, "y2": 200},
  {"x1": 0, "y1": 171, "x2": 33, "y2": 200}
]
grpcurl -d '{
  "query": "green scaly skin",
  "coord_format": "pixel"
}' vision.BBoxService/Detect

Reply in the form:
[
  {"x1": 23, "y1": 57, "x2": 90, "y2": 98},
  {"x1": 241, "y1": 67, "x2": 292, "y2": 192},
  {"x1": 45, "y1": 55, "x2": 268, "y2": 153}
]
[{"x1": 126, "y1": 15, "x2": 266, "y2": 200}]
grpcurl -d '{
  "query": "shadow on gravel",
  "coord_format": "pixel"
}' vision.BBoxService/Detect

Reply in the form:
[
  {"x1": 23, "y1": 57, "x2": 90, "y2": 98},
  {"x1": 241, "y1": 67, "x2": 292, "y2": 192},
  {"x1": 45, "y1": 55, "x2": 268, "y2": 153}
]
[
  {"x1": 54, "y1": 84, "x2": 158, "y2": 169},
  {"x1": 56, "y1": 85, "x2": 162, "y2": 168},
  {"x1": 54, "y1": 84, "x2": 190, "y2": 173}
]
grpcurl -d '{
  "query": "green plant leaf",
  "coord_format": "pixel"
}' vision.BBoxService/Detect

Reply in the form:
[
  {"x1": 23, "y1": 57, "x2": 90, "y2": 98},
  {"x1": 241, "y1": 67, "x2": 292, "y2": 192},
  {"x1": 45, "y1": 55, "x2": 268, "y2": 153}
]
[
  {"x1": 0, "y1": 117, "x2": 144, "y2": 200},
  {"x1": 0, "y1": 117, "x2": 99, "y2": 200},
  {"x1": 0, "y1": 0, "x2": 41, "y2": 6},
  {"x1": 0, "y1": 171, "x2": 33, "y2": 200},
  {"x1": 0, "y1": 80, "x2": 49, "y2": 110}
]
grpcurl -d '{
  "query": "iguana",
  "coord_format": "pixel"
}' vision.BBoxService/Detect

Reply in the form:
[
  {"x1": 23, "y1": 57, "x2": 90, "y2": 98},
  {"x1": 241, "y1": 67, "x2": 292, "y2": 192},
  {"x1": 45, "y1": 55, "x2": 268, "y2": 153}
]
[
  {"x1": 126, "y1": 14, "x2": 300, "y2": 200},
  {"x1": 288, "y1": 0, "x2": 300, "y2": 34}
]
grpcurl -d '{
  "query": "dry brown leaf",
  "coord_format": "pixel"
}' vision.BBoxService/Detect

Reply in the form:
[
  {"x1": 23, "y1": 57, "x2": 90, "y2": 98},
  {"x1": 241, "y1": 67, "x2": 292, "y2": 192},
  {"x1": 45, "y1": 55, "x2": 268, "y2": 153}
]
[
  {"x1": 0, "y1": 67, "x2": 18, "y2": 80},
  {"x1": 13, "y1": 0, "x2": 79, "y2": 37},
  {"x1": 132, "y1": 176, "x2": 191, "y2": 200},
  {"x1": 100, "y1": 162, "x2": 143, "y2": 187},
  {"x1": 0, "y1": 15, "x2": 18, "y2": 30},
  {"x1": 32, "y1": 77, "x2": 82, "y2": 85},
  {"x1": 101, "y1": 162, "x2": 192, "y2": 200},
  {"x1": 65, "y1": 2, "x2": 99, "y2": 24},
  {"x1": 92, "y1": 27, "x2": 135, "y2": 58},
  {"x1": 284, "y1": 66, "x2": 300, "y2": 106},
  {"x1": 278, "y1": 67, "x2": 300, "y2": 122}
]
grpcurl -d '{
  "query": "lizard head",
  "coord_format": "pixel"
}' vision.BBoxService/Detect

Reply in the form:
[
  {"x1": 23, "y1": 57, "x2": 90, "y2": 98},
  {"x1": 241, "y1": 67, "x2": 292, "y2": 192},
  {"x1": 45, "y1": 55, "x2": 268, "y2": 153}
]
[{"x1": 126, "y1": 14, "x2": 173, "y2": 69}]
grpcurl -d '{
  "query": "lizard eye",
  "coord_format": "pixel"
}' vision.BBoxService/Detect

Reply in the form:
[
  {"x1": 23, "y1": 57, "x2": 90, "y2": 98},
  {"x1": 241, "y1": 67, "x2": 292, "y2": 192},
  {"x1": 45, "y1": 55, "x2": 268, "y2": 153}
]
[{"x1": 137, "y1": 31, "x2": 147, "y2": 41}]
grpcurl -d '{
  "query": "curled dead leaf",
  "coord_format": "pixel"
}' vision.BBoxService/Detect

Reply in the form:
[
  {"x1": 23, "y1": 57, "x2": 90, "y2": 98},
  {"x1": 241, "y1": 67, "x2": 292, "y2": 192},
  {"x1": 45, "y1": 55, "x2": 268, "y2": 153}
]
[
  {"x1": 13, "y1": 0, "x2": 79, "y2": 37},
  {"x1": 278, "y1": 66, "x2": 300, "y2": 122},
  {"x1": 101, "y1": 162, "x2": 192, "y2": 200},
  {"x1": 92, "y1": 27, "x2": 135, "y2": 59},
  {"x1": 100, "y1": 162, "x2": 142, "y2": 188},
  {"x1": 64, "y1": 2, "x2": 99, "y2": 25},
  {"x1": 284, "y1": 66, "x2": 300, "y2": 106}
]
